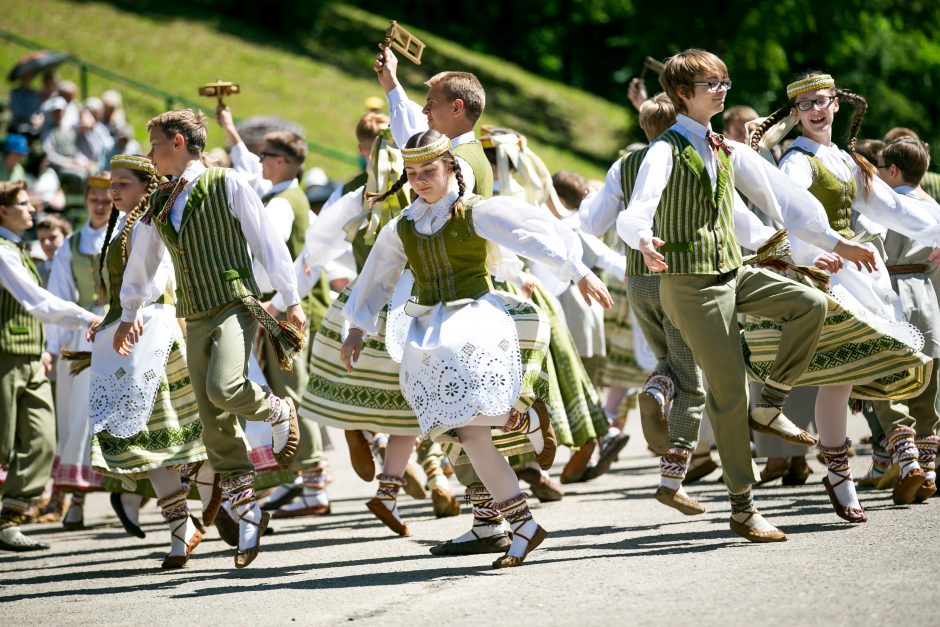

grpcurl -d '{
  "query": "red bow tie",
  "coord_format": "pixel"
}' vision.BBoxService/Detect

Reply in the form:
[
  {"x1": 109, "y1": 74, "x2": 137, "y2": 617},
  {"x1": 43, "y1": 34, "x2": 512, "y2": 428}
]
[{"x1": 706, "y1": 130, "x2": 733, "y2": 157}]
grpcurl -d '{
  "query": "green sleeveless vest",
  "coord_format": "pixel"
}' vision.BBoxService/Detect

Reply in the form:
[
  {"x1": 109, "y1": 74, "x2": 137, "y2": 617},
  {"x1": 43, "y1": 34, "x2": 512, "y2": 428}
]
[
  {"x1": 268, "y1": 183, "x2": 331, "y2": 326},
  {"x1": 618, "y1": 149, "x2": 649, "y2": 277},
  {"x1": 148, "y1": 167, "x2": 261, "y2": 318},
  {"x1": 0, "y1": 236, "x2": 44, "y2": 355},
  {"x1": 101, "y1": 219, "x2": 174, "y2": 328},
  {"x1": 69, "y1": 230, "x2": 102, "y2": 311},
  {"x1": 783, "y1": 146, "x2": 856, "y2": 239},
  {"x1": 623, "y1": 130, "x2": 739, "y2": 276},
  {"x1": 452, "y1": 141, "x2": 494, "y2": 198},
  {"x1": 397, "y1": 198, "x2": 492, "y2": 305},
  {"x1": 342, "y1": 171, "x2": 368, "y2": 196}
]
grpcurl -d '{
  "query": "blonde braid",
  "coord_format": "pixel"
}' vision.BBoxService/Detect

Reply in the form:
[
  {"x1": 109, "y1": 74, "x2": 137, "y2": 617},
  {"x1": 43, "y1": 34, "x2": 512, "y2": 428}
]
[
  {"x1": 748, "y1": 106, "x2": 793, "y2": 152},
  {"x1": 835, "y1": 88, "x2": 876, "y2": 196},
  {"x1": 120, "y1": 177, "x2": 158, "y2": 263}
]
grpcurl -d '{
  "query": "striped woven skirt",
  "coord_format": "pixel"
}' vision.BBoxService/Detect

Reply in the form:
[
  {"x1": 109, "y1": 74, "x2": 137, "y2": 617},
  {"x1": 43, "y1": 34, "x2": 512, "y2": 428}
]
[
  {"x1": 89, "y1": 309, "x2": 206, "y2": 491},
  {"x1": 601, "y1": 273, "x2": 649, "y2": 389}
]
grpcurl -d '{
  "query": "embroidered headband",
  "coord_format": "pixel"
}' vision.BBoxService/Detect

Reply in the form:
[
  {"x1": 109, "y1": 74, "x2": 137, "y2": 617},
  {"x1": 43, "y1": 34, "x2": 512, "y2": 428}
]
[
  {"x1": 401, "y1": 134, "x2": 451, "y2": 164},
  {"x1": 786, "y1": 74, "x2": 836, "y2": 100},
  {"x1": 86, "y1": 174, "x2": 111, "y2": 189},
  {"x1": 110, "y1": 154, "x2": 157, "y2": 176}
]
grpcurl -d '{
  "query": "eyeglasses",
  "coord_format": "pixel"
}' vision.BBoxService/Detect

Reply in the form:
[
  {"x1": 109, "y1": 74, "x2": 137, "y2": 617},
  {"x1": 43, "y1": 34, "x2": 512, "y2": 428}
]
[
  {"x1": 693, "y1": 80, "x2": 732, "y2": 92},
  {"x1": 795, "y1": 96, "x2": 835, "y2": 112},
  {"x1": 876, "y1": 163, "x2": 892, "y2": 170},
  {"x1": 259, "y1": 151, "x2": 290, "y2": 161}
]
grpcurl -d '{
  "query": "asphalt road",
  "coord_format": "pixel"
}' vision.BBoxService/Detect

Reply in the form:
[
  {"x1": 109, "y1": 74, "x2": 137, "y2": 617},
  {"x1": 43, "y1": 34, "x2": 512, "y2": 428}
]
[{"x1": 2, "y1": 415, "x2": 937, "y2": 626}]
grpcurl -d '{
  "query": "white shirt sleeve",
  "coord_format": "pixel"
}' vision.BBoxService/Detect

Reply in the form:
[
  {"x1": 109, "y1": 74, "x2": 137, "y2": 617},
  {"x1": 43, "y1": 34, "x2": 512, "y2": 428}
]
[
  {"x1": 472, "y1": 197, "x2": 591, "y2": 284},
  {"x1": 852, "y1": 168, "x2": 940, "y2": 247},
  {"x1": 731, "y1": 190, "x2": 778, "y2": 251},
  {"x1": 229, "y1": 141, "x2": 273, "y2": 198},
  {"x1": 731, "y1": 142, "x2": 841, "y2": 252},
  {"x1": 579, "y1": 159, "x2": 623, "y2": 236},
  {"x1": 616, "y1": 140, "x2": 674, "y2": 250},
  {"x1": 341, "y1": 217, "x2": 408, "y2": 334},
  {"x1": 579, "y1": 230, "x2": 626, "y2": 279},
  {"x1": 225, "y1": 170, "x2": 300, "y2": 308},
  {"x1": 265, "y1": 197, "x2": 295, "y2": 243},
  {"x1": 0, "y1": 246, "x2": 96, "y2": 334},
  {"x1": 119, "y1": 221, "x2": 168, "y2": 323},
  {"x1": 386, "y1": 85, "x2": 429, "y2": 149}
]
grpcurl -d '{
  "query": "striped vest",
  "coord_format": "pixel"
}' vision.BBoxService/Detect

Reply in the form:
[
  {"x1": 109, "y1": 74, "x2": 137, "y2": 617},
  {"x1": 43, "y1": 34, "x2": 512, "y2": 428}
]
[
  {"x1": 397, "y1": 198, "x2": 492, "y2": 305},
  {"x1": 69, "y1": 231, "x2": 102, "y2": 311},
  {"x1": 149, "y1": 168, "x2": 260, "y2": 318},
  {"x1": 782, "y1": 146, "x2": 856, "y2": 239},
  {"x1": 452, "y1": 141, "x2": 494, "y2": 198},
  {"x1": 623, "y1": 130, "x2": 740, "y2": 276},
  {"x1": 0, "y1": 236, "x2": 44, "y2": 355}
]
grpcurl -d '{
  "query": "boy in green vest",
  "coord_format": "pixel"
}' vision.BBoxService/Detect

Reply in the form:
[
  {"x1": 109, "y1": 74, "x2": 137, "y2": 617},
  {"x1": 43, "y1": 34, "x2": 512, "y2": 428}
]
[
  {"x1": 618, "y1": 49, "x2": 875, "y2": 542},
  {"x1": 0, "y1": 180, "x2": 101, "y2": 551},
  {"x1": 113, "y1": 109, "x2": 304, "y2": 568},
  {"x1": 374, "y1": 44, "x2": 493, "y2": 199},
  {"x1": 226, "y1": 121, "x2": 334, "y2": 518}
]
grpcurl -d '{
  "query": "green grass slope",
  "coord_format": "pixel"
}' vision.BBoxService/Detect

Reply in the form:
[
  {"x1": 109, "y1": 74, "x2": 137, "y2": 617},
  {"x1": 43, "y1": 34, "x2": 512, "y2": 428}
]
[{"x1": 2, "y1": 0, "x2": 632, "y2": 180}]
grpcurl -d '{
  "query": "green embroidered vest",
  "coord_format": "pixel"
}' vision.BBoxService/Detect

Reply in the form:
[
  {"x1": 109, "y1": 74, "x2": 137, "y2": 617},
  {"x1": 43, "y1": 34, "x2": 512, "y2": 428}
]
[
  {"x1": 619, "y1": 148, "x2": 650, "y2": 277},
  {"x1": 624, "y1": 130, "x2": 740, "y2": 276},
  {"x1": 452, "y1": 141, "x2": 494, "y2": 199},
  {"x1": 69, "y1": 231, "x2": 102, "y2": 311},
  {"x1": 783, "y1": 146, "x2": 856, "y2": 239},
  {"x1": 101, "y1": 220, "x2": 174, "y2": 328},
  {"x1": 397, "y1": 198, "x2": 492, "y2": 306},
  {"x1": 148, "y1": 167, "x2": 260, "y2": 318},
  {"x1": 922, "y1": 171, "x2": 940, "y2": 204},
  {"x1": 0, "y1": 236, "x2": 44, "y2": 355}
]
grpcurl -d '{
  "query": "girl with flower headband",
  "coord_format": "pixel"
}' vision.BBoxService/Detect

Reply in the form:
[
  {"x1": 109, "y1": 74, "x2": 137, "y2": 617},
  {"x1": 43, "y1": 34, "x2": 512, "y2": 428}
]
[
  {"x1": 749, "y1": 72, "x2": 940, "y2": 520},
  {"x1": 340, "y1": 129, "x2": 612, "y2": 568},
  {"x1": 85, "y1": 154, "x2": 222, "y2": 569}
]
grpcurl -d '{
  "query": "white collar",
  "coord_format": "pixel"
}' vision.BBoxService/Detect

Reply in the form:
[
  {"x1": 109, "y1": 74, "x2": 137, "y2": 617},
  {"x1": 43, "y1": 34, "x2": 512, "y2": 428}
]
[
  {"x1": 0, "y1": 226, "x2": 21, "y2": 243},
  {"x1": 404, "y1": 187, "x2": 461, "y2": 222},
  {"x1": 675, "y1": 114, "x2": 712, "y2": 139},
  {"x1": 178, "y1": 160, "x2": 207, "y2": 184},
  {"x1": 451, "y1": 131, "x2": 477, "y2": 148},
  {"x1": 269, "y1": 178, "x2": 298, "y2": 196}
]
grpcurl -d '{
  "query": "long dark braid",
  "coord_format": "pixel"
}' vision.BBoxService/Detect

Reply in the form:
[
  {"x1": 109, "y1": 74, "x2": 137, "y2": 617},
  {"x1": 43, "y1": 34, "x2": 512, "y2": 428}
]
[
  {"x1": 748, "y1": 105, "x2": 793, "y2": 152},
  {"x1": 835, "y1": 87, "x2": 876, "y2": 195},
  {"x1": 97, "y1": 207, "x2": 120, "y2": 302},
  {"x1": 366, "y1": 171, "x2": 408, "y2": 209},
  {"x1": 449, "y1": 155, "x2": 465, "y2": 218}
]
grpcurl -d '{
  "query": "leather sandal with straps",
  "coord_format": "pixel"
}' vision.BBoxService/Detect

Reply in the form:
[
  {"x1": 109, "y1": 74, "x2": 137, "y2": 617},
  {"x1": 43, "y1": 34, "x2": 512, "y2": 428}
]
[
  {"x1": 729, "y1": 512, "x2": 787, "y2": 543},
  {"x1": 183, "y1": 461, "x2": 223, "y2": 527},
  {"x1": 503, "y1": 403, "x2": 557, "y2": 471},
  {"x1": 492, "y1": 524, "x2": 547, "y2": 569},
  {"x1": 272, "y1": 398, "x2": 300, "y2": 470},
  {"x1": 748, "y1": 407, "x2": 817, "y2": 447},
  {"x1": 234, "y1": 510, "x2": 271, "y2": 569},
  {"x1": 822, "y1": 474, "x2": 867, "y2": 523},
  {"x1": 162, "y1": 516, "x2": 204, "y2": 569}
]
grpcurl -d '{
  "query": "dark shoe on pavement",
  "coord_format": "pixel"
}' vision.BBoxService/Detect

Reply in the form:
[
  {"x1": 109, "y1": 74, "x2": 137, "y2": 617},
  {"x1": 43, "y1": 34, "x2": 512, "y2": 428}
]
[
  {"x1": 429, "y1": 532, "x2": 512, "y2": 556},
  {"x1": 517, "y1": 467, "x2": 564, "y2": 502}
]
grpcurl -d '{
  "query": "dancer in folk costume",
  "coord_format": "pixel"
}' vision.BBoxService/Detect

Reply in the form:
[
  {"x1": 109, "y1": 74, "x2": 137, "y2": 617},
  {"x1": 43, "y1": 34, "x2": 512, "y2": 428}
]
[
  {"x1": 749, "y1": 73, "x2": 940, "y2": 519},
  {"x1": 619, "y1": 50, "x2": 877, "y2": 541},
  {"x1": 221, "y1": 107, "x2": 334, "y2": 519},
  {"x1": 87, "y1": 154, "x2": 221, "y2": 568},
  {"x1": 581, "y1": 85, "x2": 847, "y2": 518},
  {"x1": 45, "y1": 173, "x2": 113, "y2": 528},
  {"x1": 341, "y1": 129, "x2": 612, "y2": 567},
  {"x1": 0, "y1": 180, "x2": 100, "y2": 551},
  {"x1": 865, "y1": 137, "x2": 940, "y2": 503},
  {"x1": 114, "y1": 109, "x2": 304, "y2": 568},
  {"x1": 375, "y1": 47, "x2": 534, "y2": 556},
  {"x1": 298, "y1": 124, "x2": 461, "y2": 535}
]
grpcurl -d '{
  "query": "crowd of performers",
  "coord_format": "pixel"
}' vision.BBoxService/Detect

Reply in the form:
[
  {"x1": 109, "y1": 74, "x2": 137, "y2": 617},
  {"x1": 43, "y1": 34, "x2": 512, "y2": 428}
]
[{"x1": 2, "y1": 46, "x2": 939, "y2": 570}]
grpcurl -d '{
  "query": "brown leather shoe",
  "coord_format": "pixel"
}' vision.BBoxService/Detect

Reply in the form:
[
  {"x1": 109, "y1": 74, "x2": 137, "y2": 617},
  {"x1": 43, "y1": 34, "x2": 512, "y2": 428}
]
[
  {"x1": 162, "y1": 526, "x2": 204, "y2": 569},
  {"x1": 516, "y1": 467, "x2": 564, "y2": 502},
  {"x1": 757, "y1": 457, "x2": 790, "y2": 485},
  {"x1": 272, "y1": 398, "x2": 300, "y2": 470},
  {"x1": 430, "y1": 486, "x2": 460, "y2": 518},
  {"x1": 893, "y1": 467, "x2": 926, "y2": 505},
  {"x1": 748, "y1": 413, "x2": 817, "y2": 447},
  {"x1": 781, "y1": 456, "x2": 812, "y2": 486},
  {"x1": 365, "y1": 497, "x2": 410, "y2": 536},
  {"x1": 638, "y1": 390, "x2": 669, "y2": 455},
  {"x1": 271, "y1": 496, "x2": 332, "y2": 519},
  {"x1": 875, "y1": 463, "x2": 900, "y2": 490},
  {"x1": 915, "y1": 479, "x2": 937, "y2": 503},
  {"x1": 654, "y1": 486, "x2": 705, "y2": 515},
  {"x1": 345, "y1": 430, "x2": 376, "y2": 482},
  {"x1": 530, "y1": 401, "x2": 557, "y2": 471},
  {"x1": 234, "y1": 511, "x2": 271, "y2": 569},
  {"x1": 560, "y1": 441, "x2": 596, "y2": 484},
  {"x1": 402, "y1": 462, "x2": 427, "y2": 500},
  {"x1": 822, "y1": 476, "x2": 867, "y2": 523},
  {"x1": 492, "y1": 525, "x2": 547, "y2": 569},
  {"x1": 582, "y1": 432, "x2": 630, "y2": 481},
  {"x1": 429, "y1": 533, "x2": 511, "y2": 556},
  {"x1": 684, "y1": 455, "x2": 719, "y2": 484},
  {"x1": 729, "y1": 514, "x2": 787, "y2": 543}
]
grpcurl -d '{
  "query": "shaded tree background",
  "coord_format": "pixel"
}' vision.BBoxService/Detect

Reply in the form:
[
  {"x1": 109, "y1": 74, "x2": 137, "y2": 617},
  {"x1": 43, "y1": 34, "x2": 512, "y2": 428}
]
[{"x1": 343, "y1": 0, "x2": 940, "y2": 145}]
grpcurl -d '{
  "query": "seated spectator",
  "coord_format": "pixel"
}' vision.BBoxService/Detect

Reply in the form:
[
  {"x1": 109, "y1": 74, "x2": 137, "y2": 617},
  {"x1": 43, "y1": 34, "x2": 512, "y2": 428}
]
[
  {"x1": 8, "y1": 75, "x2": 43, "y2": 135},
  {"x1": 74, "y1": 105, "x2": 113, "y2": 171},
  {"x1": 43, "y1": 98, "x2": 97, "y2": 190},
  {"x1": 33, "y1": 213, "x2": 72, "y2": 285},
  {"x1": 100, "y1": 90, "x2": 127, "y2": 135},
  {"x1": 24, "y1": 149, "x2": 65, "y2": 212},
  {"x1": 55, "y1": 80, "x2": 81, "y2": 131},
  {"x1": 0, "y1": 134, "x2": 28, "y2": 182}
]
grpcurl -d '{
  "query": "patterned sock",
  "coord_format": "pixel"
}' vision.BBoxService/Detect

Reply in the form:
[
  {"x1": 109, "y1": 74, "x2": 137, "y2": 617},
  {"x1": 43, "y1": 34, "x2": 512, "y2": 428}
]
[
  {"x1": 643, "y1": 372, "x2": 675, "y2": 408},
  {"x1": 221, "y1": 473, "x2": 261, "y2": 551},
  {"x1": 888, "y1": 426, "x2": 921, "y2": 479},
  {"x1": 501, "y1": 408, "x2": 544, "y2": 454},
  {"x1": 819, "y1": 438, "x2": 861, "y2": 509},
  {"x1": 452, "y1": 486, "x2": 505, "y2": 543},
  {"x1": 864, "y1": 438, "x2": 891, "y2": 480},
  {"x1": 729, "y1": 490, "x2": 777, "y2": 533},
  {"x1": 915, "y1": 435, "x2": 938, "y2": 483},
  {"x1": 497, "y1": 493, "x2": 539, "y2": 559},
  {"x1": 158, "y1": 488, "x2": 194, "y2": 557},
  {"x1": 263, "y1": 389, "x2": 292, "y2": 454},
  {"x1": 374, "y1": 474, "x2": 405, "y2": 523},
  {"x1": 660, "y1": 447, "x2": 691, "y2": 494}
]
